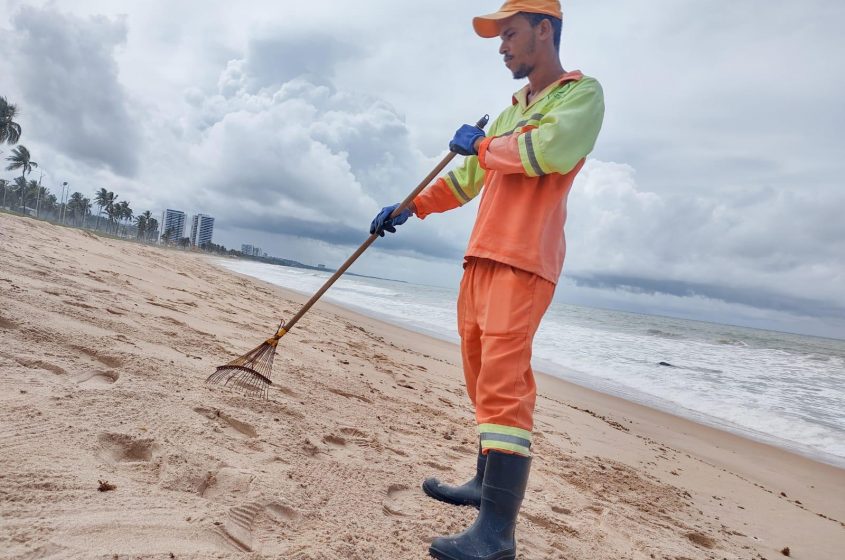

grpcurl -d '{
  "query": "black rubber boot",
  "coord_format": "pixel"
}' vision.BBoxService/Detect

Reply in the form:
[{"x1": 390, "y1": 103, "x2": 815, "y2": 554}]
[
  {"x1": 429, "y1": 451, "x2": 531, "y2": 560},
  {"x1": 422, "y1": 447, "x2": 486, "y2": 508}
]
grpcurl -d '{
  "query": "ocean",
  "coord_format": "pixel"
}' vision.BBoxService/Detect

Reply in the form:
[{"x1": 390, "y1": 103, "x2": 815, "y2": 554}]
[{"x1": 215, "y1": 258, "x2": 845, "y2": 469}]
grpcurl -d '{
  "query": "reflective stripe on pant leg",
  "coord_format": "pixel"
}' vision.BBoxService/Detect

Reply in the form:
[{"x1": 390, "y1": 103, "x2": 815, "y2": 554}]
[
  {"x1": 471, "y1": 260, "x2": 556, "y2": 457},
  {"x1": 478, "y1": 423, "x2": 532, "y2": 456}
]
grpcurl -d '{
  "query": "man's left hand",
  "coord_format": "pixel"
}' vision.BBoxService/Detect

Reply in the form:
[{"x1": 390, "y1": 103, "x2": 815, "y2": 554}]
[
  {"x1": 449, "y1": 124, "x2": 486, "y2": 156},
  {"x1": 370, "y1": 203, "x2": 413, "y2": 237}
]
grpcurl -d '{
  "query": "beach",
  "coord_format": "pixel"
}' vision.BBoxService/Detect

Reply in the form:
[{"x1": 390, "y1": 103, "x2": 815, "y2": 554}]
[{"x1": 1, "y1": 211, "x2": 844, "y2": 560}]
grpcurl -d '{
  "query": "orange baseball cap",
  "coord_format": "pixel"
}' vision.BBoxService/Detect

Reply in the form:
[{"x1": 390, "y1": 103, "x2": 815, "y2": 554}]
[{"x1": 473, "y1": 0, "x2": 563, "y2": 38}]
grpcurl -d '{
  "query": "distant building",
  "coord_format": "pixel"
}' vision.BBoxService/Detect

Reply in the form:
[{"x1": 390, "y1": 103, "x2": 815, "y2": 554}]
[
  {"x1": 161, "y1": 209, "x2": 186, "y2": 242},
  {"x1": 189, "y1": 214, "x2": 215, "y2": 247},
  {"x1": 240, "y1": 244, "x2": 263, "y2": 257}
]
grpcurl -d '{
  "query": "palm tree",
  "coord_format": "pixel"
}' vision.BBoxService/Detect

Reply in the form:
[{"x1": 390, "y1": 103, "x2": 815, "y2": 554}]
[
  {"x1": 68, "y1": 192, "x2": 85, "y2": 225},
  {"x1": 146, "y1": 216, "x2": 159, "y2": 243},
  {"x1": 102, "y1": 191, "x2": 118, "y2": 233},
  {"x1": 79, "y1": 197, "x2": 91, "y2": 227},
  {"x1": 0, "y1": 97, "x2": 22, "y2": 146},
  {"x1": 0, "y1": 179, "x2": 8, "y2": 209},
  {"x1": 5, "y1": 145, "x2": 37, "y2": 213},
  {"x1": 94, "y1": 188, "x2": 108, "y2": 231},
  {"x1": 135, "y1": 210, "x2": 152, "y2": 240},
  {"x1": 41, "y1": 193, "x2": 58, "y2": 218},
  {"x1": 11, "y1": 176, "x2": 27, "y2": 212},
  {"x1": 116, "y1": 200, "x2": 132, "y2": 236},
  {"x1": 26, "y1": 179, "x2": 40, "y2": 216}
]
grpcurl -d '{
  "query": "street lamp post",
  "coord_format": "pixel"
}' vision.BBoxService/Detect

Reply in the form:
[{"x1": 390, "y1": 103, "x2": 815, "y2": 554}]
[
  {"x1": 35, "y1": 173, "x2": 43, "y2": 219},
  {"x1": 60, "y1": 182, "x2": 68, "y2": 224}
]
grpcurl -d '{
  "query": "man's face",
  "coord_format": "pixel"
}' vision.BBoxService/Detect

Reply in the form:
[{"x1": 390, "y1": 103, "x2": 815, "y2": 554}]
[{"x1": 498, "y1": 15, "x2": 538, "y2": 80}]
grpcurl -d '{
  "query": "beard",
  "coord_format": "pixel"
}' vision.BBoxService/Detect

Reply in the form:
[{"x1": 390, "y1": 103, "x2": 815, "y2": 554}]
[
  {"x1": 510, "y1": 35, "x2": 536, "y2": 80},
  {"x1": 512, "y1": 64, "x2": 534, "y2": 80}
]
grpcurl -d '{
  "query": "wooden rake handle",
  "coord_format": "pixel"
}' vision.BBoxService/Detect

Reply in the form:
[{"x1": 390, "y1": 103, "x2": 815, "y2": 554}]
[{"x1": 279, "y1": 114, "x2": 490, "y2": 334}]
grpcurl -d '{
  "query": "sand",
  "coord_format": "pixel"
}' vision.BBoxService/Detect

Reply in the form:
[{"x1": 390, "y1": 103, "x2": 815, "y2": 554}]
[{"x1": 1, "y1": 211, "x2": 844, "y2": 560}]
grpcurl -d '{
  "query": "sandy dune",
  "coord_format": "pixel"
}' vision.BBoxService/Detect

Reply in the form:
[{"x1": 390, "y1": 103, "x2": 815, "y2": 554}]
[{"x1": 1, "y1": 212, "x2": 844, "y2": 559}]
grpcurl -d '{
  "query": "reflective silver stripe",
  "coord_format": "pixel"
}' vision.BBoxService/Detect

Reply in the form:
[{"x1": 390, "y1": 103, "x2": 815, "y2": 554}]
[
  {"x1": 480, "y1": 432, "x2": 532, "y2": 449},
  {"x1": 524, "y1": 131, "x2": 545, "y2": 176},
  {"x1": 501, "y1": 114, "x2": 544, "y2": 137},
  {"x1": 448, "y1": 171, "x2": 471, "y2": 203}
]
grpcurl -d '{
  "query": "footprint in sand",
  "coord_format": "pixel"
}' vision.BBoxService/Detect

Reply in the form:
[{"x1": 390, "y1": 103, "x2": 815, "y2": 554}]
[
  {"x1": 72, "y1": 345, "x2": 125, "y2": 369},
  {"x1": 199, "y1": 466, "x2": 254, "y2": 500},
  {"x1": 523, "y1": 511, "x2": 579, "y2": 537},
  {"x1": 323, "y1": 434, "x2": 347, "y2": 448},
  {"x1": 219, "y1": 500, "x2": 301, "y2": 553},
  {"x1": 319, "y1": 434, "x2": 360, "y2": 460},
  {"x1": 97, "y1": 432, "x2": 158, "y2": 463},
  {"x1": 16, "y1": 358, "x2": 67, "y2": 376},
  {"x1": 339, "y1": 427, "x2": 367, "y2": 439},
  {"x1": 320, "y1": 428, "x2": 383, "y2": 460},
  {"x1": 382, "y1": 483, "x2": 420, "y2": 517},
  {"x1": 423, "y1": 460, "x2": 451, "y2": 472},
  {"x1": 685, "y1": 531, "x2": 717, "y2": 549},
  {"x1": 337, "y1": 427, "x2": 383, "y2": 450},
  {"x1": 158, "y1": 453, "x2": 222, "y2": 495},
  {"x1": 96, "y1": 432, "x2": 162, "y2": 484},
  {"x1": 76, "y1": 369, "x2": 119, "y2": 387},
  {"x1": 194, "y1": 407, "x2": 258, "y2": 439}
]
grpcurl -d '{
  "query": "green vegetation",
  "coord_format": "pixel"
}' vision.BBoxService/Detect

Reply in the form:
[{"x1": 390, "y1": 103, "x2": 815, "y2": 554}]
[
  {"x1": 0, "y1": 96, "x2": 155, "y2": 241},
  {"x1": 1, "y1": 95, "x2": 242, "y2": 256}
]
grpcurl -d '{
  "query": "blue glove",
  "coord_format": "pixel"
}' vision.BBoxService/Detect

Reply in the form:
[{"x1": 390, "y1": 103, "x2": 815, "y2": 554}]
[
  {"x1": 370, "y1": 203, "x2": 412, "y2": 237},
  {"x1": 449, "y1": 124, "x2": 486, "y2": 156}
]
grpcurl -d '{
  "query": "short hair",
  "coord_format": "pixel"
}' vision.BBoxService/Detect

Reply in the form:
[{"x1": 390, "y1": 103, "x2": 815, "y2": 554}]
[{"x1": 522, "y1": 12, "x2": 562, "y2": 50}]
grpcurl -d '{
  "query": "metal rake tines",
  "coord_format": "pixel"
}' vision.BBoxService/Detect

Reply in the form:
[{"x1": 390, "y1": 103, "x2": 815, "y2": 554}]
[
  {"x1": 206, "y1": 339, "x2": 277, "y2": 399},
  {"x1": 207, "y1": 365, "x2": 272, "y2": 399}
]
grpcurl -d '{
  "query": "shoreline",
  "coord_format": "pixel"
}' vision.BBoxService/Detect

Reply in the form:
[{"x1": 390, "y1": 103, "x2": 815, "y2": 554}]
[
  {"x1": 3, "y1": 212, "x2": 844, "y2": 559},
  {"x1": 214, "y1": 258, "x2": 845, "y2": 533},
  {"x1": 213, "y1": 256, "x2": 845, "y2": 471}
]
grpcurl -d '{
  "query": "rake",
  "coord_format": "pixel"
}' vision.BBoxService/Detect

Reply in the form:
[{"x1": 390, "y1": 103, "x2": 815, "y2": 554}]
[{"x1": 207, "y1": 114, "x2": 489, "y2": 398}]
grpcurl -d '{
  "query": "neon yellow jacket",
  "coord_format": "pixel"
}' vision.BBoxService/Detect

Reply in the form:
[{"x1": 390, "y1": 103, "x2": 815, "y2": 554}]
[{"x1": 413, "y1": 70, "x2": 604, "y2": 283}]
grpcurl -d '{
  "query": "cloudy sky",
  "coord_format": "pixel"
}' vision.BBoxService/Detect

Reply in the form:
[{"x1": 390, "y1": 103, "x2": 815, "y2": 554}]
[{"x1": 1, "y1": 0, "x2": 843, "y2": 338}]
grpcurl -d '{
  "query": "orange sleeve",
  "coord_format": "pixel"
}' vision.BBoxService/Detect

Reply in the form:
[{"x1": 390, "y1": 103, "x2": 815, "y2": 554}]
[
  {"x1": 477, "y1": 135, "x2": 526, "y2": 174},
  {"x1": 412, "y1": 178, "x2": 463, "y2": 219}
]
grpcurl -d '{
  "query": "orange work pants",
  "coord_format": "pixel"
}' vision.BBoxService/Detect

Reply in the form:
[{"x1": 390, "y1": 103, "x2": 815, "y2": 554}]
[{"x1": 457, "y1": 257, "x2": 555, "y2": 456}]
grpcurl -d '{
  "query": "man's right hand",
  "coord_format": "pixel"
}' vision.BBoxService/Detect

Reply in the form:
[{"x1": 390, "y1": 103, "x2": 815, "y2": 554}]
[{"x1": 449, "y1": 124, "x2": 486, "y2": 156}]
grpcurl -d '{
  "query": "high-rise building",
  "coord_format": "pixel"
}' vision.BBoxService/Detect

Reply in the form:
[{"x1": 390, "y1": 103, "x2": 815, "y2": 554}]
[
  {"x1": 161, "y1": 209, "x2": 186, "y2": 242},
  {"x1": 189, "y1": 214, "x2": 215, "y2": 247}
]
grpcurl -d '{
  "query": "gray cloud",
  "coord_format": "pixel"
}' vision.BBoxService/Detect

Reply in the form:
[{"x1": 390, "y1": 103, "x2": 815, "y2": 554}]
[
  {"x1": 175, "y1": 32, "x2": 463, "y2": 259},
  {"x1": 218, "y1": 33, "x2": 359, "y2": 96},
  {"x1": 564, "y1": 160, "x2": 845, "y2": 318},
  {"x1": 1, "y1": 0, "x2": 842, "y2": 337},
  {"x1": 568, "y1": 273, "x2": 844, "y2": 320},
  {"x1": 7, "y1": 6, "x2": 140, "y2": 176}
]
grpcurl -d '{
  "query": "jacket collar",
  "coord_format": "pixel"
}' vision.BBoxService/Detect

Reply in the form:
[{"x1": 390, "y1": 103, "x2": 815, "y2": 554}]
[{"x1": 512, "y1": 70, "x2": 584, "y2": 108}]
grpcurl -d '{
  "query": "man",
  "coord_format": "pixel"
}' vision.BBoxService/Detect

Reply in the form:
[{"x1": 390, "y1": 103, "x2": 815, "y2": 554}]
[{"x1": 370, "y1": 1, "x2": 604, "y2": 558}]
